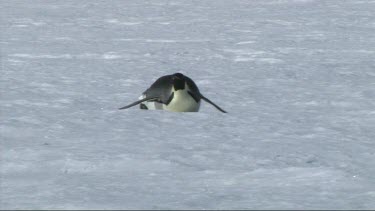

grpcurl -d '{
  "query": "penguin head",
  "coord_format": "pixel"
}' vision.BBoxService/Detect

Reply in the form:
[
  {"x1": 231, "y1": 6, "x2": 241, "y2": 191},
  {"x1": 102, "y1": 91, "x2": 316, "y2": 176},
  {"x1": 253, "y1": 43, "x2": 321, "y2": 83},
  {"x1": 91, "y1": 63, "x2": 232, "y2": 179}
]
[{"x1": 172, "y1": 73, "x2": 185, "y2": 91}]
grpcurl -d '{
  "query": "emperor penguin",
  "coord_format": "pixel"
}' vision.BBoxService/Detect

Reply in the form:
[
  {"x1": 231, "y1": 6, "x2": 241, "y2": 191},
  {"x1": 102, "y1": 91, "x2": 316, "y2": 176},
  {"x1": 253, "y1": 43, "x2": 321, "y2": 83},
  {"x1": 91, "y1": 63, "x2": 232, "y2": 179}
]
[{"x1": 119, "y1": 73, "x2": 227, "y2": 113}]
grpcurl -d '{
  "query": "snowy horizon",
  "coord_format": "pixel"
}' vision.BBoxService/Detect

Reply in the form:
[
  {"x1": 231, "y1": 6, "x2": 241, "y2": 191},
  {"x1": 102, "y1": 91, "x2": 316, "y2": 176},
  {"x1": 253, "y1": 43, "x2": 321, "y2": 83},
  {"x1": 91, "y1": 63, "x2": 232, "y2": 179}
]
[{"x1": 1, "y1": 0, "x2": 375, "y2": 209}]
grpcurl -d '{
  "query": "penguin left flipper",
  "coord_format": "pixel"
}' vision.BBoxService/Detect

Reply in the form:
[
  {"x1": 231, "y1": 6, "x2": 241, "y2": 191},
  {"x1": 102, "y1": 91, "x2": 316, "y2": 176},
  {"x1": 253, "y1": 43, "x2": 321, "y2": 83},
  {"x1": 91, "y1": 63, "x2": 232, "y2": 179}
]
[
  {"x1": 200, "y1": 95, "x2": 227, "y2": 113},
  {"x1": 118, "y1": 96, "x2": 159, "y2": 110}
]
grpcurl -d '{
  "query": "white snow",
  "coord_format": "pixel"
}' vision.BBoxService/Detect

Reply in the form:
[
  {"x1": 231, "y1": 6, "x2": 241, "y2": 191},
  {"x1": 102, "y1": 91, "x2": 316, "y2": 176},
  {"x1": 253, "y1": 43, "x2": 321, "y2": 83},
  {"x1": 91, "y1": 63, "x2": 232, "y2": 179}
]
[{"x1": 1, "y1": 0, "x2": 375, "y2": 209}]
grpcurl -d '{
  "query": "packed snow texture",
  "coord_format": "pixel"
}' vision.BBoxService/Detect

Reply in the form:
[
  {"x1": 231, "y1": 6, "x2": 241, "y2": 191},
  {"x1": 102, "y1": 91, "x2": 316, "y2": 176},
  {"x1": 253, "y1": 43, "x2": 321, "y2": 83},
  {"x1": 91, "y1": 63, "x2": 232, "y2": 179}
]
[{"x1": 1, "y1": 0, "x2": 375, "y2": 209}]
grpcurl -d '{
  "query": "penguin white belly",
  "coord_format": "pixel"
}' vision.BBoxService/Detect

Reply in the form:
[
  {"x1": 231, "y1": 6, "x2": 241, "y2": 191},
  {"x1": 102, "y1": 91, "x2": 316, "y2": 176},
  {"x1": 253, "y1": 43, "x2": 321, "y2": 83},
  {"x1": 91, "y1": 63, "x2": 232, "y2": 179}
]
[{"x1": 163, "y1": 90, "x2": 200, "y2": 112}]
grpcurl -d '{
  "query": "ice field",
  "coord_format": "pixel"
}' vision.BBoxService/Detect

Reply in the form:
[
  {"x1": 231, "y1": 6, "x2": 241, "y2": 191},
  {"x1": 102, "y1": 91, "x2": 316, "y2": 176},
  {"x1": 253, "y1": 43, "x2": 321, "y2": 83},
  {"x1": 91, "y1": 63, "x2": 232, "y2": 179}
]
[{"x1": 1, "y1": 0, "x2": 375, "y2": 209}]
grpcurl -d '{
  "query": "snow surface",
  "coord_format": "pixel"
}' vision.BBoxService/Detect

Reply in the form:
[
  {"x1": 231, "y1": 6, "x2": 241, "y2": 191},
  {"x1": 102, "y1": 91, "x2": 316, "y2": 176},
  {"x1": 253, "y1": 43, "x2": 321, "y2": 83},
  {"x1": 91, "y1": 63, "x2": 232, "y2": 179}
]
[{"x1": 1, "y1": 0, "x2": 375, "y2": 209}]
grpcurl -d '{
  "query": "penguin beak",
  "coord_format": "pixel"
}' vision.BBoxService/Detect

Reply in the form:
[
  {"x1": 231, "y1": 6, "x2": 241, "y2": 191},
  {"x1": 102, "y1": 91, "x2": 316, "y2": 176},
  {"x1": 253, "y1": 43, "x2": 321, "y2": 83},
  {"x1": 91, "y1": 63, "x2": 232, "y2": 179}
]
[
  {"x1": 172, "y1": 73, "x2": 184, "y2": 81},
  {"x1": 172, "y1": 76, "x2": 182, "y2": 81}
]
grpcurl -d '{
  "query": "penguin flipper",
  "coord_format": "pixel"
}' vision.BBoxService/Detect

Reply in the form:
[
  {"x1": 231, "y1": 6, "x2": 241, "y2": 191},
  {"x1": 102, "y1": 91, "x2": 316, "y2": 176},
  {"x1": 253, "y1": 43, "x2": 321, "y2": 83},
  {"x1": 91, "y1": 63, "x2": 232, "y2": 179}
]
[
  {"x1": 201, "y1": 95, "x2": 227, "y2": 113},
  {"x1": 119, "y1": 96, "x2": 159, "y2": 110}
]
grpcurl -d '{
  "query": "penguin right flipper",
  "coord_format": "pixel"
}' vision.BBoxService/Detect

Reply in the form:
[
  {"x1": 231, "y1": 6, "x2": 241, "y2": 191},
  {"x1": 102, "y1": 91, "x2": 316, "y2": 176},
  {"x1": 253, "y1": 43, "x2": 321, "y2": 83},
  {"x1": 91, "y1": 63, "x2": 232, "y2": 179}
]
[
  {"x1": 119, "y1": 96, "x2": 159, "y2": 110},
  {"x1": 200, "y1": 95, "x2": 227, "y2": 113}
]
